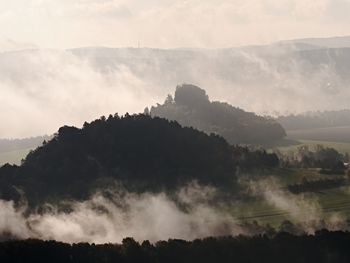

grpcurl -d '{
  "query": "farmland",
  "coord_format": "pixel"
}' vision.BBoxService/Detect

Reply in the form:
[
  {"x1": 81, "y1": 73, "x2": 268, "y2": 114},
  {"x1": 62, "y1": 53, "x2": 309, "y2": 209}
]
[
  {"x1": 233, "y1": 168, "x2": 350, "y2": 227},
  {"x1": 286, "y1": 125, "x2": 350, "y2": 143},
  {"x1": 232, "y1": 187, "x2": 350, "y2": 227}
]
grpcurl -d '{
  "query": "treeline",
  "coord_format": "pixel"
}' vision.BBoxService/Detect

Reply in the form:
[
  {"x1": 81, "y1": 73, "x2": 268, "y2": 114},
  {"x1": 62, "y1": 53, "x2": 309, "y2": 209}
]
[
  {"x1": 232, "y1": 146, "x2": 279, "y2": 169},
  {"x1": 278, "y1": 145, "x2": 347, "y2": 174},
  {"x1": 288, "y1": 177, "x2": 349, "y2": 194},
  {"x1": 0, "y1": 114, "x2": 279, "y2": 207},
  {"x1": 149, "y1": 84, "x2": 286, "y2": 145},
  {"x1": 1, "y1": 230, "x2": 350, "y2": 263}
]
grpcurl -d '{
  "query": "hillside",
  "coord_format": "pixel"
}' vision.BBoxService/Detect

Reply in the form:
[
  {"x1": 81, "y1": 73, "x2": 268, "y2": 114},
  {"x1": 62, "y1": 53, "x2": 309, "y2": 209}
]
[
  {"x1": 150, "y1": 84, "x2": 286, "y2": 145},
  {"x1": 279, "y1": 35, "x2": 350, "y2": 49},
  {"x1": 0, "y1": 114, "x2": 279, "y2": 206}
]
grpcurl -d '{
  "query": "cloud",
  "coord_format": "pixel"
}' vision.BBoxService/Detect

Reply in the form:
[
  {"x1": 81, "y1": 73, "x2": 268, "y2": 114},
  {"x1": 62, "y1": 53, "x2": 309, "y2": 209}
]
[
  {"x1": 0, "y1": 179, "x2": 348, "y2": 243},
  {"x1": 248, "y1": 178, "x2": 322, "y2": 223},
  {"x1": 0, "y1": 49, "x2": 162, "y2": 138},
  {"x1": 247, "y1": 177, "x2": 347, "y2": 233},
  {"x1": 0, "y1": 0, "x2": 348, "y2": 48},
  {"x1": 2, "y1": 45, "x2": 350, "y2": 137},
  {"x1": 0, "y1": 39, "x2": 37, "y2": 52},
  {"x1": 0, "y1": 183, "x2": 244, "y2": 244}
]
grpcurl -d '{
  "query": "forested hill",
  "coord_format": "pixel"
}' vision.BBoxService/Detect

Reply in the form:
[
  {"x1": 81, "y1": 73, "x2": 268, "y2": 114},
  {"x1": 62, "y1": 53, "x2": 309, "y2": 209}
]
[
  {"x1": 0, "y1": 114, "x2": 278, "y2": 206},
  {"x1": 149, "y1": 84, "x2": 286, "y2": 145}
]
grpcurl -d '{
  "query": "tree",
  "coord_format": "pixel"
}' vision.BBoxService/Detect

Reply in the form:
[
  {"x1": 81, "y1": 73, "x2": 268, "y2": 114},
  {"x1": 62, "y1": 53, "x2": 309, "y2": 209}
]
[
  {"x1": 164, "y1": 94, "x2": 174, "y2": 105},
  {"x1": 143, "y1": 107, "x2": 150, "y2": 115}
]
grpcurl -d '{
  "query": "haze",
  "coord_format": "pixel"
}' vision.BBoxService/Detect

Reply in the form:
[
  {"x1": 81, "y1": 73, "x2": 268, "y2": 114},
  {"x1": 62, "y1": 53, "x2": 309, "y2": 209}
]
[
  {"x1": 2, "y1": 0, "x2": 350, "y2": 138},
  {"x1": 2, "y1": 0, "x2": 350, "y2": 49}
]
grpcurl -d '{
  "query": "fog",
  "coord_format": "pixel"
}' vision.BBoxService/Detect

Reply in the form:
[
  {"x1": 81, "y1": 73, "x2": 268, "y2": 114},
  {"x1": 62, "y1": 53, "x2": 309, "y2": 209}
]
[
  {"x1": 0, "y1": 49, "x2": 162, "y2": 138},
  {"x1": 248, "y1": 178, "x2": 322, "y2": 223},
  {"x1": 247, "y1": 177, "x2": 347, "y2": 233},
  {"x1": 2, "y1": 2, "x2": 350, "y2": 137},
  {"x1": 2, "y1": 44, "x2": 350, "y2": 138},
  {"x1": 0, "y1": 180, "x2": 348, "y2": 243},
  {"x1": 0, "y1": 183, "x2": 244, "y2": 243}
]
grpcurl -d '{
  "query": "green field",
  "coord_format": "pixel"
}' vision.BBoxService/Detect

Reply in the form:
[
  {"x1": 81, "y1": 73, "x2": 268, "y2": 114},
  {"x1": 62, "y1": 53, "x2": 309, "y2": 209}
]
[
  {"x1": 232, "y1": 168, "x2": 350, "y2": 227},
  {"x1": 232, "y1": 191, "x2": 350, "y2": 227},
  {"x1": 232, "y1": 186, "x2": 350, "y2": 226}
]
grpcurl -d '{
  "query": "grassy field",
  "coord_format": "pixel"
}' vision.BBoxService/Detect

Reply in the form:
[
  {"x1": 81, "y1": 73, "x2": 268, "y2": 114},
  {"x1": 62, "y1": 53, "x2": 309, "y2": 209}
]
[
  {"x1": 231, "y1": 186, "x2": 350, "y2": 227},
  {"x1": 232, "y1": 168, "x2": 350, "y2": 227},
  {"x1": 232, "y1": 191, "x2": 350, "y2": 227}
]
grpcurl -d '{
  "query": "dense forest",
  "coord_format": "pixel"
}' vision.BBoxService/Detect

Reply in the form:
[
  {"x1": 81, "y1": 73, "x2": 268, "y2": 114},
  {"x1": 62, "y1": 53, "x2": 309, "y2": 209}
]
[
  {"x1": 149, "y1": 84, "x2": 286, "y2": 145},
  {"x1": 278, "y1": 145, "x2": 347, "y2": 173},
  {"x1": 288, "y1": 177, "x2": 349, "y2": 194},
  {"x1": 1, "y1": 230, "x2": 350, "y2": 263},
  {"x1": 277, "y1": 110, "x2": 350, "y2": 131},
  {"x1": 0, "y1": 114, "x2": 278, "y2": 207}
]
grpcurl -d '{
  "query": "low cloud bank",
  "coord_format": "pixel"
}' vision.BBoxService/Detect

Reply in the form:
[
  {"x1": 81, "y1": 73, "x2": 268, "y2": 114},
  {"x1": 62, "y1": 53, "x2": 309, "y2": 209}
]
[
  {"x1": 247, "y1": 177, "x2": 347, "y2": 233},
  {"x1": 0, "y1": 183, "x2": 243, "y2": 244},
  {"x1": 0, "y1": 179, "x2": 349, "y2": 243},
  {"x1": 2, "y1": 47, "x2": 350, "y2": 138}
]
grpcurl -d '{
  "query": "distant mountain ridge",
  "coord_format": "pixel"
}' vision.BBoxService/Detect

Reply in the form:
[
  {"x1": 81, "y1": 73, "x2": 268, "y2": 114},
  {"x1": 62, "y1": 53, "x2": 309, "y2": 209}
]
[{"x1": 279, "y1": 35, "x2": 350, "y2": 49}]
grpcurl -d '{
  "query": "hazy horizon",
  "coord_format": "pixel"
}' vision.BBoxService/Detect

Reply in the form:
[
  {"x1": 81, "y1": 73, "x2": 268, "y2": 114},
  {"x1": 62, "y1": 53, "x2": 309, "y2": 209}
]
[
  {"x1": 2, "y1": 0, "x2": 350, "y2": 50},
  {"x1": 3, "y1": 1, "x2": 350, "y2": 138},
  {"x1": 3, "y1": 34, "x2": 350, "y2": 51}
]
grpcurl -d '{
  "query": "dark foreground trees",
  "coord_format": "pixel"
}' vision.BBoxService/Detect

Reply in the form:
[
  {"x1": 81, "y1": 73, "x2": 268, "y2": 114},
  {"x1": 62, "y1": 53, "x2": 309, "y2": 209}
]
[{"x1": 1, "y1": 230, "x2": 350, "y2": 263}]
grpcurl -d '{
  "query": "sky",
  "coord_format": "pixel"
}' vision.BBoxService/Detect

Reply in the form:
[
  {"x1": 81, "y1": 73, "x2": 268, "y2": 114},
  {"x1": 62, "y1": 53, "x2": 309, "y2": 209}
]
[
  {"x1": 1, "y1": 0, "x2": 350, "y2": 138},
  {"x1": 1, "y1": 0, "x2": 350, "y2": 49}
]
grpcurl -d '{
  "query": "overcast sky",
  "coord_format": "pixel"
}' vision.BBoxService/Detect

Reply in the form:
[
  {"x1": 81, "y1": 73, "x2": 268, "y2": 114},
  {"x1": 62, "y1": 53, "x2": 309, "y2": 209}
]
[
  {"x1": 1, "y1": 0, "x2": 350, "y2": 49},
  {"x1": 2, "y1": 0, "x2": 350, "y2": 138}
]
